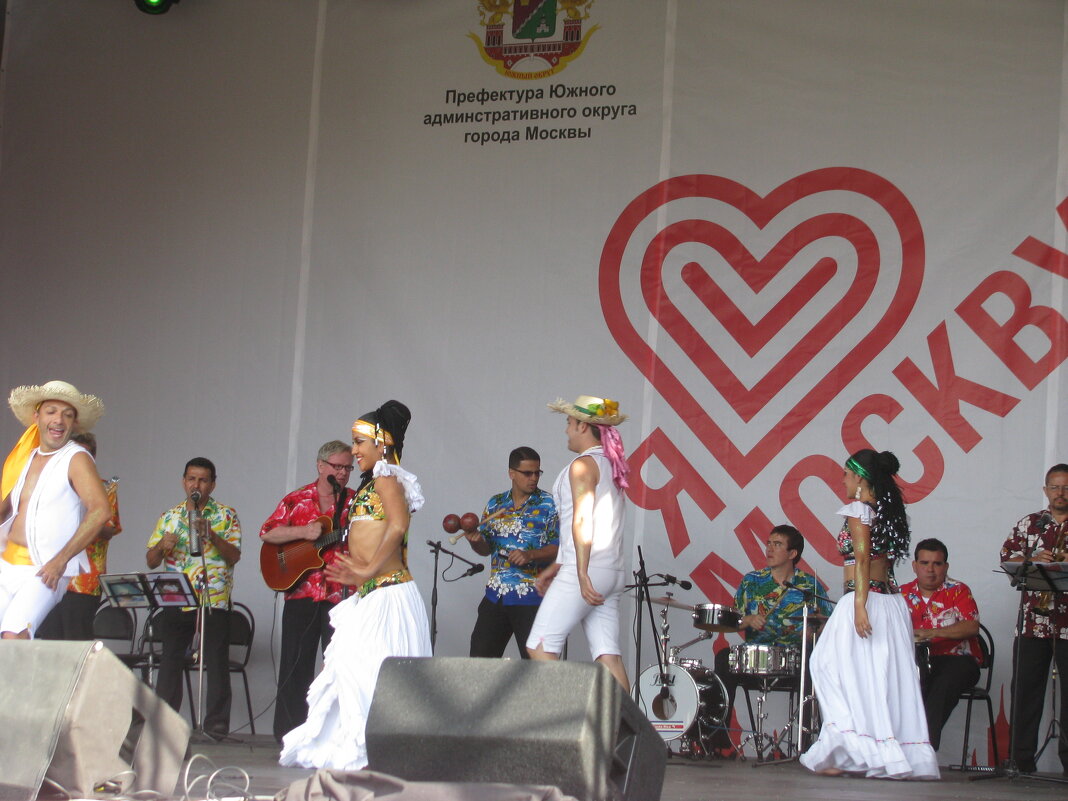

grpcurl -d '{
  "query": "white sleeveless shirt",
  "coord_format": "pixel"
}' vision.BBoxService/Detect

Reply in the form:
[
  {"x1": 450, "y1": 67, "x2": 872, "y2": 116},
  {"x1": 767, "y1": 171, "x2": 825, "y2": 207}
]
[
  {"x1": 1, "y1": 440, "x2": 91, "y2": 576},
  {"x1": 553, "y1": 446, "x2": 626, "y2": 571}
]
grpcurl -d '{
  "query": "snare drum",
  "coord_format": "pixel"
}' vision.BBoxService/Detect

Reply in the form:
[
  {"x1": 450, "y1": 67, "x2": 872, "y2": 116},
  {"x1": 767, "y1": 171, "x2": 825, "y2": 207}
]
[
  {"x1": 727, "y1": 643, "x2": 800, "y2": 676},
  {"x1": 692, "y1": 603, "x2": 742, "y2": 632},
  {"x1": 633, "y1": 663, "x2": 729, "y2": 741}
]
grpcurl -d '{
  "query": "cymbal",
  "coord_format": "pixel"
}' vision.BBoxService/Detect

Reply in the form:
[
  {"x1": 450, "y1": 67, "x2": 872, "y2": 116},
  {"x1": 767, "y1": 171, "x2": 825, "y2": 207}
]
[{"x1": 649, "y1": 595, "x2": 696, "y2": 612}]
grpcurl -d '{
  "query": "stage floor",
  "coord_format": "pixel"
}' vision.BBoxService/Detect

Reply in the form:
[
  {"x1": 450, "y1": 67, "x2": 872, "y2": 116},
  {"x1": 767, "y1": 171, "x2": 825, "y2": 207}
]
[{"x1": 177, "y1": 735, "x2": 1068, "y2": 801}]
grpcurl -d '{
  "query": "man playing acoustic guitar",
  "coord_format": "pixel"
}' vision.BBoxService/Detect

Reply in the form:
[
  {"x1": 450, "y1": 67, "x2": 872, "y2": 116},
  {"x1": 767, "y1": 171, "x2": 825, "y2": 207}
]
[{"x1": 259, "y1": 440, "x2": 357, "y2": 743}]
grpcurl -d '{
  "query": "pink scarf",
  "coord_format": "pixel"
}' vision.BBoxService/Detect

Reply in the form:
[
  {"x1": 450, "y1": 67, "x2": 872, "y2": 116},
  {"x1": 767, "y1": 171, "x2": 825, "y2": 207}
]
[{"x1": 597, "y1": 425, "x2": 630, "y2": 491}]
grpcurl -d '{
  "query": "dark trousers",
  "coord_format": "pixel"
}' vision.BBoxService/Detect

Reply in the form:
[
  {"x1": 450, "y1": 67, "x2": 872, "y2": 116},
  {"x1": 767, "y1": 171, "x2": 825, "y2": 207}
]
[
  {"x1": 1010, "y1": 635, "x2": 1068, "y2": 772},
  {"x1": 273, "y1": 597, "x2": 336, "y2": 741},
  {"x1": 921, "y1": 654, "x2": 980, "y2": 750},
  {"x1": 36, "y1": 592, "x2": 98, "y2": 640},
  {"x1": 156, "y1": 607, "x2": 232, "y2": 735},
  {"x1": 469, "y1": 597, "x2": 539, "y2": 659}
]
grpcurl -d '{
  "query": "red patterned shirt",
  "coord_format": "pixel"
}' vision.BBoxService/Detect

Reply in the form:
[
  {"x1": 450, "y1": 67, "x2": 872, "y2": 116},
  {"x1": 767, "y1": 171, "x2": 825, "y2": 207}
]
[
  {"x1": 259, "y1": 482, "x2": 355, "y2": 603},
  {"x1": 1000, "y1": 510, "x2": 1068, "y2": 639},
  {"x1": 901, "y1": 577, "x2": 981, "y2": 663}
]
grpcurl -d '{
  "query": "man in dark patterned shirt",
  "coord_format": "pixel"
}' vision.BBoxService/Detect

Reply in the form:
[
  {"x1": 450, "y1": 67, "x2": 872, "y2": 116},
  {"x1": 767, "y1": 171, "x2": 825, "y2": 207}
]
[{"x1": 1001, "y1": 463, "x2": 1068, "y2": 775}]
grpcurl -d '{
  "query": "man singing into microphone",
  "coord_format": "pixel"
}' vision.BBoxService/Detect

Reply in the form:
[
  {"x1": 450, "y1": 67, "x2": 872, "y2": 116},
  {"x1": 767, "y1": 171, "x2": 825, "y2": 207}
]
[
  {"x1": 463, "y1": 446, "x2": 558, "y2": 659},
  {"x1": 712, "y1": 525, "x2": 832, "y2": 749},
  {"x1": 259, "y1": 441, "x2": 357, "y2": 742},
  {"x1": 147, "y1": 457, "x2": 241, "y2": 740}
]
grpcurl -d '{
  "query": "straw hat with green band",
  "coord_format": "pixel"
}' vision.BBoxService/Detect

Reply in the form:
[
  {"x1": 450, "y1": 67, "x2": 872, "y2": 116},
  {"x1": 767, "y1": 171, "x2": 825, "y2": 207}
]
[{"x1": 546, "y1": 395, "x2": 627, "y2": 426}]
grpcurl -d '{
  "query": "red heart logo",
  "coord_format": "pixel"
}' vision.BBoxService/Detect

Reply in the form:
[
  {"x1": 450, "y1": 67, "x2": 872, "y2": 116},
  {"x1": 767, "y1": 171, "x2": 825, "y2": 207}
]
[{"x1": 600, "y1": 168, "x2": 924, "y2": 487}]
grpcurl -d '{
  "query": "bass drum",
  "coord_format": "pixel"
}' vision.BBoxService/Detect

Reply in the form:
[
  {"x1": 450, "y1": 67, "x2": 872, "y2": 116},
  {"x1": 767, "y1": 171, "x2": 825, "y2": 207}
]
[{"x1": 633, "y1": 663, "x2": 729, "y2": 742}]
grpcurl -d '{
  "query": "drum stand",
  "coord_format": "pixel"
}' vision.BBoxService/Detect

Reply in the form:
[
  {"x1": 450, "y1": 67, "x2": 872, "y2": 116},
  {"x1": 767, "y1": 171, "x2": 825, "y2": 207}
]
[
  {"x1": 754, "y1": 591, "x2": 834, "y2": 768},
  {"x1": 737, "y1": 676, "x2": 798, "y2": 762}
]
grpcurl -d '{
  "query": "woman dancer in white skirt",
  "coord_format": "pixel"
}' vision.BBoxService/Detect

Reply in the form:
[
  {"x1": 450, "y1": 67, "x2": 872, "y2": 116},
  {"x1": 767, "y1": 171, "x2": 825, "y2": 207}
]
[
  {"x1": 279, "y1": 400, "x2": 431, "y2": 770},
  {"x1": 799, "y1": 449, "x2": 939, "y2": 779}
]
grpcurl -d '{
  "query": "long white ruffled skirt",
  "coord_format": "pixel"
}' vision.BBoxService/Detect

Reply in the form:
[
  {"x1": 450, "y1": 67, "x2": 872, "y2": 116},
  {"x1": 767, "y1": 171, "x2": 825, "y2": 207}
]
[
  {"x1": 279, "y1": 580, "x2": 432, "y2": 770},
  {"x1": 799, "y1": 591, "x2": 940, "y2": 779}
]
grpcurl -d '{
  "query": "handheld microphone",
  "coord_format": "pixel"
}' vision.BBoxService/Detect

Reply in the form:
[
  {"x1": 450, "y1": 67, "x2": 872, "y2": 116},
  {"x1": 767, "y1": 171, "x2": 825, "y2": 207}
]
[
  {"x1": 463, "y1": 563, "x2": 485, "y2": 578},
  {"x1": 658, "y1": 573, "x2": 692, "y2": 591},
  {"x1": 188, "y1": 490, "x2": 202, "y2": 556},
  {"x1": 327, "y1": 475, "x2": 341, "y2": 492}
]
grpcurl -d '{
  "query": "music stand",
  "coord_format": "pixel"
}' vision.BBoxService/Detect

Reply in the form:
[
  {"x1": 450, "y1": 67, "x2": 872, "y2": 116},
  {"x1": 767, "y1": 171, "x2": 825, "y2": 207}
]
[
  {"x1": 972, "y1": 561, "x2": 1068, "y2": 784},
  {"x1": 100, "y1": 571, "x2": 198, "y2": 609}
]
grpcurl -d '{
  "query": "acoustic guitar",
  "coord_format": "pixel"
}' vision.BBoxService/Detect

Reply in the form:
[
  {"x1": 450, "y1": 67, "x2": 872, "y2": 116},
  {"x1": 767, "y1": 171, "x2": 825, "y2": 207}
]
[{"x1": 260, "y1": 515, "x2": 344, "y2": 592}]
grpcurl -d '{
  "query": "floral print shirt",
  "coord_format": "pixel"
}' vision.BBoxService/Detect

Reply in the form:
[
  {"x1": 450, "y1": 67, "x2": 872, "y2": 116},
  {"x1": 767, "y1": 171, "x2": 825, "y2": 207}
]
[
  {"x1": 259, "y1": 482, "x2": 355, "y2": 603},
  {"x1": 735, "y1": 567, "x2": 833, "y2": 646},
  {"x1": 68, "y1": 477, "x2": 122, "y2": 595},
  {"x1": 1000, "y1": 510, "x2": 1068, "y2": 639},
  {"x1": 901, "y1": 577, "x2": 981, "y2": 662},
  {"x1": 147, "y1": 497, "x2": 241, "y2": 611},
  {"x1": 479, "y1": 488, "x2": 559, "y2": 606}
]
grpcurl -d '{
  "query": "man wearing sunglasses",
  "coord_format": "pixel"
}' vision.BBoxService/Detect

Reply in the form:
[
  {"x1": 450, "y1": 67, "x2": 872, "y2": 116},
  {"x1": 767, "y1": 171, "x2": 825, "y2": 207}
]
[
  {"x1": 464, "y1": 446, "x2": 559, "y2": 658},
  {"x1": 260, "y1": 440, "x2": 357, "y2": 743}
]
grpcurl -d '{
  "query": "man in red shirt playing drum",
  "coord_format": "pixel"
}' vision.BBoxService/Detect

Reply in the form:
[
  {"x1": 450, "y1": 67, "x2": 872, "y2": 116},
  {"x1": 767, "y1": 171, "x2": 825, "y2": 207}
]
[{"x1": 901, "y1": 537, "x2": 981, "y2": 751}]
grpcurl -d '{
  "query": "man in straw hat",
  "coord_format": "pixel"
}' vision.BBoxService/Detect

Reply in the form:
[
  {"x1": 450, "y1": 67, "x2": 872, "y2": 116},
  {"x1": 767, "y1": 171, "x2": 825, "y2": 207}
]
[
  {"x1": 527, "y1": 395, "x2": 631, "y2": 689},
  {"x1": 0, "y1": 380, "x2": 109, "y2": 639}
]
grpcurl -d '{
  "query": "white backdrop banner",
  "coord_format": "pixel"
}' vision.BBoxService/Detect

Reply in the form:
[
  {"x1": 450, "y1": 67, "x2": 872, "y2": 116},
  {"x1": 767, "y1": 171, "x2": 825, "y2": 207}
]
[{"x1": 1, "y1": 0, "x2": 1067, "y2": 768}]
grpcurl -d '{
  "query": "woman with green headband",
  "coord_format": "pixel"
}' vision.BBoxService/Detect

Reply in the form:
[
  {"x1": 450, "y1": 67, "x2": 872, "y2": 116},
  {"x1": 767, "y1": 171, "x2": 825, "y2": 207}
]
[{"x1": 799, "y1": 449, "x2": 939, "y2": 779}]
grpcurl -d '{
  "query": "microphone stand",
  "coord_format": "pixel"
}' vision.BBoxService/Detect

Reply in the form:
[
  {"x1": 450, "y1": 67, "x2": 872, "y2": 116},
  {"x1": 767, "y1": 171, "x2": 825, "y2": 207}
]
[
  {"x1": 188, "y1": 496, "x2": 213, "y2": 743},
  {"x1": 426, "y1": 540, "x2": 483, "y2": 653},
  {"x1": 626, "y1": 546, "x2": 672, "y2": 704}
]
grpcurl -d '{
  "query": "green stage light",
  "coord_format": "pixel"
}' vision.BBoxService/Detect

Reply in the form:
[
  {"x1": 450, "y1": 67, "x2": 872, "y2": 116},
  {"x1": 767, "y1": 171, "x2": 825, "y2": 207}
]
[{"x1": 134, "y1": 0, "x2": 179, "y2": 14}]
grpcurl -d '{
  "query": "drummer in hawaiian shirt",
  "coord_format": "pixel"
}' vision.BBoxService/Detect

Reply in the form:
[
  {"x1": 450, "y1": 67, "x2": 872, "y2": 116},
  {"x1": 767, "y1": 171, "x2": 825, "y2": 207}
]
[{"x1": 711, "y1": 525, "x2": 832, "y2": 747}]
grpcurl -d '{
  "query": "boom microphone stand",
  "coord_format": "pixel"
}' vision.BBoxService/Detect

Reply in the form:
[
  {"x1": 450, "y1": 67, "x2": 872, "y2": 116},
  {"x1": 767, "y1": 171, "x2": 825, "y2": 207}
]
[{"x1": 426, "y1": 540, "x2": 484, "y2": 653}]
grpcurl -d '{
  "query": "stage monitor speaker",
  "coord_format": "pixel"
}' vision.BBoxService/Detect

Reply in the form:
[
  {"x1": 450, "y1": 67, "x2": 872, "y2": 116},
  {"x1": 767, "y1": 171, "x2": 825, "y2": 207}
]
[
  {"x1": 0, "y1": 640, "x2": 190, "y2": 801},
  {"x1": 366, "y1": 657, "x2": 665, "y2": 801}
]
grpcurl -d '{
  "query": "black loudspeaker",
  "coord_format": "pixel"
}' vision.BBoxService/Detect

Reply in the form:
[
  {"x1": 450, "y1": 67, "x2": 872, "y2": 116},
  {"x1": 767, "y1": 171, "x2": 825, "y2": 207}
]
[
  {"x1": 366, "y1": 657, "x2": 666, "y2": 801},
  {"x1": 0, "y1": 640, "x2": 190, "y2": 800}
]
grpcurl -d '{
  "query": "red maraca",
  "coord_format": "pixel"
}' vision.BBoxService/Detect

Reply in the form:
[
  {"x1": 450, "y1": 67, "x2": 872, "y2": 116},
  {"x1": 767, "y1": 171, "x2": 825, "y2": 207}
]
[
  {"x1": 442, "y1": 513, "x2": 461, "y2": 534},
  {"x1": 459, "y1": 512, "x2": 480, "y2": 533}
]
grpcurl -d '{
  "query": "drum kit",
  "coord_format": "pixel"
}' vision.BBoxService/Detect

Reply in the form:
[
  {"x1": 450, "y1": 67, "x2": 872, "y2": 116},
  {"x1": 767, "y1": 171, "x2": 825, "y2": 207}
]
[{"x1": 632, "y1": 593, "x2": 826, "y2": 762}]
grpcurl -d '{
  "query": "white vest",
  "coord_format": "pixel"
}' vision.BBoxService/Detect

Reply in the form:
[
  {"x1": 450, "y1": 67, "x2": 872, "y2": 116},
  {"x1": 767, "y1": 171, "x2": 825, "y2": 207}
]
[
  {"x1": 1, "y1": 440, "x2": 90, "y2": 576},
  {"x1": 553, "y1": 446, "x2": 626, "y2": 571}
]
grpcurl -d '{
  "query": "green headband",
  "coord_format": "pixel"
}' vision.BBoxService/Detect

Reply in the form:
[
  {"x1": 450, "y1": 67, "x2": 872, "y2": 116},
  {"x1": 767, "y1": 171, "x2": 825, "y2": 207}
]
[{"x1": 846, "y1": 457, "x2": 872, "y2": 481}]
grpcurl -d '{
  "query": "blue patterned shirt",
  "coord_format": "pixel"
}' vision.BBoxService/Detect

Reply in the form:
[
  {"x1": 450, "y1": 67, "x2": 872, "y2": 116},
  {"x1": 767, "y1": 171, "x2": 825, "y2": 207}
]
[
  {"x1": 479, "y1": 488, "x2": 559, "y2": 606},
  {"x1": 735, "y1": 567, "x2": 833, "y2": 646}
]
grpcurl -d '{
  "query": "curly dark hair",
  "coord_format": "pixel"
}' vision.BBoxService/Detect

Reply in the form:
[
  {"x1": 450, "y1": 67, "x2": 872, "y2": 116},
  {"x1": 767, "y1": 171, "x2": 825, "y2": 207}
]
[{"x1": 847, "y1": 448, "x2": 910, "y2": 562}]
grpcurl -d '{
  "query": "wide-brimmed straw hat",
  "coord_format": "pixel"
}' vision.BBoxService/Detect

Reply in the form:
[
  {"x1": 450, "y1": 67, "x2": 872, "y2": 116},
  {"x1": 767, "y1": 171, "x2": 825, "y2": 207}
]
[
  {"x1": 8, "y1": 380, "x2": 105, "y2": 431},
  {"x1": 547, "y1": 395, "x2": 628, "y2": 426}
]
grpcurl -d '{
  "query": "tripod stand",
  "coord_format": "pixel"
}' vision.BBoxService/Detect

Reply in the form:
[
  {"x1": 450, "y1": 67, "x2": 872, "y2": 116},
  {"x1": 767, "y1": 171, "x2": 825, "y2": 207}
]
[{"x1": 1034, "y1": 662, "x2": 1063, "y2": 765}]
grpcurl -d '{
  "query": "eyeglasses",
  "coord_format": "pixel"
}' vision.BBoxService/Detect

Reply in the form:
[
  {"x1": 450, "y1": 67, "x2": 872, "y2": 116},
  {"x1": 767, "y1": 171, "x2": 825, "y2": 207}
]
[
  {"x1": 512, "y1": 469, "x2": 544, "y2": 478},
  {"x1": 1046, "y1": 485, "x2": 1068, "y2": 494},
  {"x1": 322, "y1": 461, "x2": 355, "y2": 473}
]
